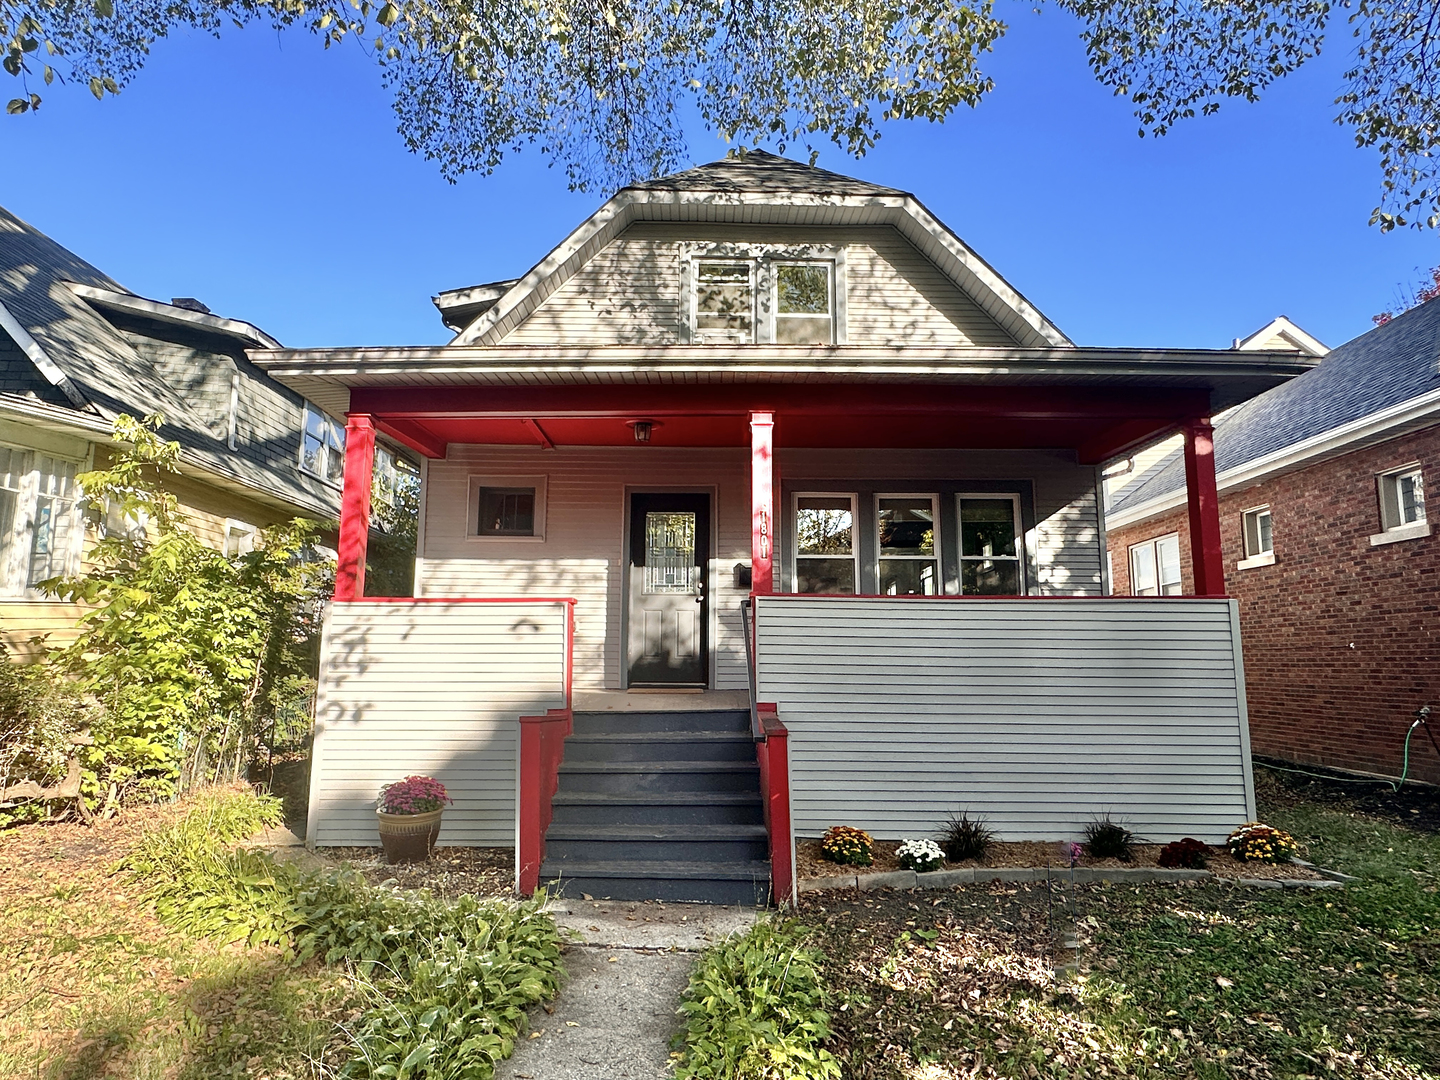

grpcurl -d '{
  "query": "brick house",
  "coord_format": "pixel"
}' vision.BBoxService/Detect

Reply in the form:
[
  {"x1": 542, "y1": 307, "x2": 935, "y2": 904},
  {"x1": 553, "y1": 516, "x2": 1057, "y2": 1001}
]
[{"x1": 1106, "y1": 303, "x2": 1440, "y2": 785}]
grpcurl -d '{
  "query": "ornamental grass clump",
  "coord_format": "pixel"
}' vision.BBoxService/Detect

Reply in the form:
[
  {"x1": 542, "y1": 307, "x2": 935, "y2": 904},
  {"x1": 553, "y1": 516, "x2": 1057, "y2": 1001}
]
[
  {"x1": 938, "y1": 810, "x2": 994, "y2": 862},
  {"x1": 378, "y1": 775, "x2": 452, "y2": 815},
  {"x1": 1083, "y1": 815, "x2": 1137, "y2": 861},
  {"x1": 1157, "y1": 837, "x2": 1210, "y2": 869},
  {"x1": 1227, "y1": 822, "x2": 1299, "y2": 863},
  {"x1": 820, "y1": 825, "x2": 873, "y2": 866},
  {"x1": 896, "y1": 838, "x2": 944, "y2": 873}
]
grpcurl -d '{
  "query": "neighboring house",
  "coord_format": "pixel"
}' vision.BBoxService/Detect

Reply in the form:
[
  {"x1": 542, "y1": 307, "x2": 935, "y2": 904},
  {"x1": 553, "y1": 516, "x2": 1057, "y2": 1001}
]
[
  {"x1": 0, "y1": 205, "x2": 386, "y2": 654},
  {"x1": 1107, "y1": 303, "x2": 1440, "y2": 786},
  {"x1": 254, "y1": 151, "x2": 1310, "y2": 901}
]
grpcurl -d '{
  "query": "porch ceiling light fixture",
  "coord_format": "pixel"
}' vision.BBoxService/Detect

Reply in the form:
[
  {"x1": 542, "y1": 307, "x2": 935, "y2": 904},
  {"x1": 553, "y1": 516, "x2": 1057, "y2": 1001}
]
[{"x1": 626, "y1": 419, "x2": 659, "y2": 443}]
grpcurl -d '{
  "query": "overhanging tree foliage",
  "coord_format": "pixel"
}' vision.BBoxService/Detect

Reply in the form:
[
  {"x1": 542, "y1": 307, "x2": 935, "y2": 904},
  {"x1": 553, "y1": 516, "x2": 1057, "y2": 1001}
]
[{"x1": 7, "y1": 1, "x2": 1440, "y2": 227}]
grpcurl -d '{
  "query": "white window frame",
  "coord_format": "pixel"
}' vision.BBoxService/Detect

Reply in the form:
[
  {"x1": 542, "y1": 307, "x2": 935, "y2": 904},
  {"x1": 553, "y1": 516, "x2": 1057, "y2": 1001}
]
[
  {"x1": 792, "y1": 491, "x2": 859, "y2": 594},
  {"x1": 1128, "y1": 533, "x2": 1182, "y2": 596},
  {"x1": 224, "y1": 519, "x2": 257, "y2": 559},
  {"x1": 0, "y1": 444, "x2": 84, "y2": 598},
  {"x1": 772, "y1": 261, "x2": 836, "y2": 346},
  {"x1": 1237, "y1": 504, "x2": 1275, "y2": 570},
  {"x1": 681, "y1": 243, "x2": 847, "y2": 345},
  {"x1": 875, "y1": 492, "x2": 941, "y2": 596},
  {"x1": 299, "y1": 401, "x2": 346, "y2": 487},
  {"x1": 957, "y1": 492, "x2": 1026, "y2": 596},
  {"x1": 1372, "y1": 463, "x2": 1430, "y2": 546},
  {"x1": 690, "y1": 259, "x2": 757, "y2": 345},
  {"x1": 467, "y1": 475, "x2": 547, "y2": 542}
]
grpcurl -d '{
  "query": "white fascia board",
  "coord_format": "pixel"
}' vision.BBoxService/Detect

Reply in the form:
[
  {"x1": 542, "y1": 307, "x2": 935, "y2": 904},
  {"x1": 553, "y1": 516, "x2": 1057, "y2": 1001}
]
[
  {"x1": 1106, "y1": 386, "x2": 1440, "y2": 531},
  {"x1": 0, "y1": 298, "x2": 90, "y2": 408},
  {"x1": 0, "y1": 393, "x2": 113, "y2": 437},
  {"x1": 68, "y1": 283, "x2": 282, "y2": 349}
]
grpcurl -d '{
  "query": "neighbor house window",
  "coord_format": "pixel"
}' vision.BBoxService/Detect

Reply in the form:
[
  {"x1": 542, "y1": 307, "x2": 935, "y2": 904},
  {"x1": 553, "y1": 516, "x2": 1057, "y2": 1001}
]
[
  {"x1": 1129, "y1": 533, "x2": 1182, "y2": 596},
  {"x1": 0, "y1": 447, "x2": 82, "y2": 596},
  {"x1": 1242, "y1": 505, "x2": 1273, "y2": 558},
  {"x1": 774, "y1": 263, "x2": 833, "y2": 345},
  {"x1": 959, "y1": 495, "x2": 1024, "y2": 595},
  {"x1": 469, "y1": 476, "x2": 547, "y2": 540},
  {"x1": 224, "y1": 519, "x2": 257, "y2": 558},
  {"x1": 27, "y1": 456, "x2": 78, "y2": 589},
  {"x1": 693, "y1": 261, "x2": 754, "y2": 343},
  {"x1": 1378, "y1": 465, "x2": 1426, "y2": 530},
  {"x1": 877, "y1": 494, "x2": 939, "y2": 595},
  {"x1": 794, "y1": 494, "x2": 857, "y2": 593},
  {"x1": 300, "y1": 401, "x2": 345, "y2": 485}
]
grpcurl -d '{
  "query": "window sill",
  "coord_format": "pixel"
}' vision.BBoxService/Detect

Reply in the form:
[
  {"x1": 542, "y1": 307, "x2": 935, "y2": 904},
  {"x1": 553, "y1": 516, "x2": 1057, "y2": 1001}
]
[
  {"x1": 1370, "y1": 521, "x2": 1431, "y2": 546},
  {"x1": 1236, "y1": 552, "x2": 1276, "y2": 570},
  {"x1": 466, "y1": 534, "x2": 546, "y2": 543},
  {"x1": 299, "y1": 466, "x2": 343, "y2": 491}
]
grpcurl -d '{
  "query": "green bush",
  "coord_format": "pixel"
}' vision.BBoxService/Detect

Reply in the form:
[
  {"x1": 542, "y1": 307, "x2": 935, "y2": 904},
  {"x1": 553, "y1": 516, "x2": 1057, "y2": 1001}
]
[
  {"x1": 673, "y1": 920, "x2": 840, "y2": 1080},
  {"x1": 0, "y1": 656, "x2": 98, "y2": 826}
]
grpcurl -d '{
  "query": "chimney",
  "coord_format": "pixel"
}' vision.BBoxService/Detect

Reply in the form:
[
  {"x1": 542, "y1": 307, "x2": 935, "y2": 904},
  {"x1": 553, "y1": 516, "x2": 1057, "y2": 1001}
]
[{"x1": 171, "y1": 297, "x2": 211, "y2": 314}]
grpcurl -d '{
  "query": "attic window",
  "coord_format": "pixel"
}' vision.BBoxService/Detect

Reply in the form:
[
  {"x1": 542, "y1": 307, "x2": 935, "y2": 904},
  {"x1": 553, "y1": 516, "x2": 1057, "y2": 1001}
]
[
  {"x1": 775, "y1": 263, "x2": 833, "y2": 345},
  {"x1": 693, "y1": 262, "x2": 753, "y2": 344},
  {"x1": 300, "y1": 401, "x2": 345, "y2": 486}
]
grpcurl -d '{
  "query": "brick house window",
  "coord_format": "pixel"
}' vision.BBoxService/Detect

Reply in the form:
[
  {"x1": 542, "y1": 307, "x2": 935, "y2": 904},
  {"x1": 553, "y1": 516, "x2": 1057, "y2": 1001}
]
[
  {"x1": 1129, "y1": 533, "x2": 1181, "y2": 596},
  {"x1": 1243, "y1": 506, "x2": 1273, "y2": 556},
  {"x1": 1379, "y1": 466, "x2": 1425, "y2": 530}
]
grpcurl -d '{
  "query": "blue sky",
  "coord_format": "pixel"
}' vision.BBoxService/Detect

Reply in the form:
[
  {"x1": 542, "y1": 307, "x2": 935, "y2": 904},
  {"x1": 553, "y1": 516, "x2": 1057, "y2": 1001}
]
[{"x1": 2, "y1": 3, "x2": 1436, "y2": 350}]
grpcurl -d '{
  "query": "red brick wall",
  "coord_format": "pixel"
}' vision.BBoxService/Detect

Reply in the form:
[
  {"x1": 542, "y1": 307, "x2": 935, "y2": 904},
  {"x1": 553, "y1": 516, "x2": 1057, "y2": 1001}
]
[{"x1": 1107, "y1": 425, "x2": 1440, "y2": 785}]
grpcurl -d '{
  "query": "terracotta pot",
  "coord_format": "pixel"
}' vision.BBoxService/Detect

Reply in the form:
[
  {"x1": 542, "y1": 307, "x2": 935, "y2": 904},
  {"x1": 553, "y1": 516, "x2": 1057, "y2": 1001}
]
[{"x1": 376, "y1": 807, "x2": 444, "y2": 863}]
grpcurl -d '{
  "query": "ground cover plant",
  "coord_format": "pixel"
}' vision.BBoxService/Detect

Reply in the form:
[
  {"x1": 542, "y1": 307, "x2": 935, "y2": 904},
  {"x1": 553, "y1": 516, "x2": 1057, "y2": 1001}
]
[{"x1": 801, "y1": 767, "x2": 1439, "y2": 1078}]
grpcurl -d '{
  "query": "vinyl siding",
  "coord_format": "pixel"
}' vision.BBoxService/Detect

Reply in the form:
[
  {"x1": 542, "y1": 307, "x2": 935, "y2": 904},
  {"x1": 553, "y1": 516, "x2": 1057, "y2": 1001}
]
[
  {"x1": 502, "y1": 224, "x2": 1016, "y2": 347},
  {"x1": 307, "y1": 601, "x2": 569, "y2": 847},
  {"x1": 754, "y1": 596, "x2": 1255, "y2": 843}
]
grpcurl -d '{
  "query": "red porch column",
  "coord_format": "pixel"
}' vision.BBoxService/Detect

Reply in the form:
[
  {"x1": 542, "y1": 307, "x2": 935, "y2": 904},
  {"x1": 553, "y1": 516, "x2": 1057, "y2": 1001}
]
[
  {"x1": 1183, "y1": 418, "x2": 1226, "y2": 597},
  {"x1": 750, "y1": 411, "x2": 775, "y2": 594},
  {"x1": 335, "y1": 413, "x2": 376, "y2": 602}
]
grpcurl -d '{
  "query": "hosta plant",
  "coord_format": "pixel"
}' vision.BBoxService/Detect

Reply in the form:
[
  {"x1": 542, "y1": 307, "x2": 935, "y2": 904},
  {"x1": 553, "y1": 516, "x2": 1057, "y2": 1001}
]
[
  {"x1": 820, "y1": 825, "x2": 874, "y2": 867},
  {"x1": 1227, "y1": 822, "x2": 1299, "y2": 863},
  {"x1": 1157, "y1": 837, "x2": 1210, "y2": 869},
  {"x1": 378, "y1": 775, "x2": 452, "y2": 815},
  {"x1": 896, "y1": 838, "x2": 944, "y2": 873}
]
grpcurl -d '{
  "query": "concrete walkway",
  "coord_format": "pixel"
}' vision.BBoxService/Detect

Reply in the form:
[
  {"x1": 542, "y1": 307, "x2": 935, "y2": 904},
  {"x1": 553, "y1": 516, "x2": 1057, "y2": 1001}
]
[{"x1": 496, "y1": 900, "x2": 760, "y2": 1080}]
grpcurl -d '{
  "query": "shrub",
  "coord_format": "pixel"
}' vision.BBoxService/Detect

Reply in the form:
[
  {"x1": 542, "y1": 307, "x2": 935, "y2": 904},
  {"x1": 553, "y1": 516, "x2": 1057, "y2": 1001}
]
[
  {"x1": 0, "y1": 657, "x2": 99, "y2": 827},
  {"x1": 1157, "y1": 837, "x2": 1210, "y2": 869},
  {"x1": 378, "y1": 774, "x2": 452, "y2": 815},
  {"x1": 673, "y1": 920, "x2": 840, "y2": 1080},
  {"x1": 938, "y1": 810, "x2": 994, "y2": 862},
  {"x1": 1083, "y1": 815, "x2": 1137, "y2": 861},
  {"x1": 1227, "y1": 822, "x2": 1299, "y2": 863},
  {"x1": 820, "y1": 825, "x2": 873, "y2": 866},
  {"x1": 896, "y1": 838, "x2": 944, "y2": 873}
]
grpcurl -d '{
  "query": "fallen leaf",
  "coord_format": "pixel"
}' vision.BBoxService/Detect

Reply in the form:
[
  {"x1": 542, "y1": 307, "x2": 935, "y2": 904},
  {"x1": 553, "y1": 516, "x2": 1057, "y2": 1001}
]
[
  {"x1": 566, "y1": 1021, "x2": 580, "y2": 1027},
  {"x1": 530, "y1": 1030, "x2": 543, "y2": 1039},
  {"x1": 1217, "y1": 976, "x2": 1234, "y2": 989},
  {"x1": 582, "y1": 893, "x2": 594, "y2": 901},
  {"x1": 608, "y1": 956, "x2": 619, "y2": 963}
]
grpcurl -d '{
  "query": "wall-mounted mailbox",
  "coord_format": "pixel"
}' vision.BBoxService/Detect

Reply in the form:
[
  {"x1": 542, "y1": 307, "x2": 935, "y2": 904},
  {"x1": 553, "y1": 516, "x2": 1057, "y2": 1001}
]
[{"x1": 733, "y1": 563, "x2": 752, "y2": 589}]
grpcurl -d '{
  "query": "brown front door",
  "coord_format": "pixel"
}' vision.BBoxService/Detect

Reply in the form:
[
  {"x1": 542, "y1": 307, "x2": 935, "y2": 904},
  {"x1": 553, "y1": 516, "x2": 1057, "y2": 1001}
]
[{"x1": 627, "y1": 492, "x2": 710, "y2": 687}]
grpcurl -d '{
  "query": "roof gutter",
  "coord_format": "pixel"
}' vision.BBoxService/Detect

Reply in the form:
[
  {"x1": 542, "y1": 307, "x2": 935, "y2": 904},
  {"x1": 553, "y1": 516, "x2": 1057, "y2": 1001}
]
[
  {"x1": 0, "y1": 299, "x2": 91, "y2": 408},
  {"x1": 1106, "y1": 385, "x2": 1440, "y2": 531}
]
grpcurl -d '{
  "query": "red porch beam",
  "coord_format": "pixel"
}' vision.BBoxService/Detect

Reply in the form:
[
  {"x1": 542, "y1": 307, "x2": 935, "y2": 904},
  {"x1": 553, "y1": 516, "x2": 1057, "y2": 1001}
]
[
  {"x1": 751, "y1": 411, "x2": 775, "y2": 594},
  {"x1": 335, "y1": 413, "x2": 376, "y2": 601},
  {"x1": 376, "y1": 417, "x2": 448, "y2": 460},
  {"x1": 1183, "y1": 418, "x2": 1226, "y2": 597}
]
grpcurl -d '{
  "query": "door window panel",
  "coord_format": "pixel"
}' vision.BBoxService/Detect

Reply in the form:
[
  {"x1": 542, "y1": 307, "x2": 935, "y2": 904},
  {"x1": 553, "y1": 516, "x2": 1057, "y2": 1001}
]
[
  {"x1": 795, "y1": 495, "x2": 856, "y2": 594},
  {"x1": 877, "y1": 495, "x2": 938, "y2": 595},
  {"x1": 959, "y1": 496, "x2": 1023, "y2": 595},
  {"x1": 643, "y1": 512, "x2": 697, "y2": 593}
]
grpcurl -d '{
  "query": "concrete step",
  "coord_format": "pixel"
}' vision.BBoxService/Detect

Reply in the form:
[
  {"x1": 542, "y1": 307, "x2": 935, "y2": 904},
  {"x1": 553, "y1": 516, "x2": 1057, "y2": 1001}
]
[
  {"x1": 556, "y1": 760, "x2": 760, "y2": 794},
  {"x1": 549, "y1": 791, "x2": 765, "y2": 827},
  {"x1": 539, "y1": 858, "x2": 772, "y2": 905},
  {"x1": 562, "y1": 731, "x2": 754, "y2": 764},
  {"x1": 571, "y1": 709, "x2": 751, "y2": 736},
  {"x1": 545, "y1": 823, "x2": 770, "y2": 864}
]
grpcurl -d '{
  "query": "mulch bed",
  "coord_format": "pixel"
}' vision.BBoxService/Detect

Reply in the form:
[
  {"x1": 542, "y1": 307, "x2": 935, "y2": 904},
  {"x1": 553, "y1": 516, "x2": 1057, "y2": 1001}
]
[
  {"x1": 796, "y1": 837, "x2": 1325, "y2": 882},
  {"x1": 1256, "y1": 758, "x2": 1440, "y2": 834},
  {"x1": 317, "y1": 845, "x2": 514, "y2": 898}
]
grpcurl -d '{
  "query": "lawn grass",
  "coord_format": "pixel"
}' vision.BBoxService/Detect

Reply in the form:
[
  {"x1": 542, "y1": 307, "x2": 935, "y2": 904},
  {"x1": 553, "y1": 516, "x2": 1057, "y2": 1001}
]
[
  {"x1": 0, "y1": 795, "x2": 361, "y2": 1079},
  {"x1": 804, "y1": 769, "x2": 1439, "y2": 1079}
]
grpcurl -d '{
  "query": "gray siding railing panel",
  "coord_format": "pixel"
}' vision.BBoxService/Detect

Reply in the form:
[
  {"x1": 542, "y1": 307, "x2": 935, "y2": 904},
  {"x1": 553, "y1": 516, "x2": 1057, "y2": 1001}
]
[
  {"x1": 754, "y1": 596, "x2": 1256, "y2": 843},
  {"x1": 307, "y1": 601, "x2": 567, "y2": 847}
]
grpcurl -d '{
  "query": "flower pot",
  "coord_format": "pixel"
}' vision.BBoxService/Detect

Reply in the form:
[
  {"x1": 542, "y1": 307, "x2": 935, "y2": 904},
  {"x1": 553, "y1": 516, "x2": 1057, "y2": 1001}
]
[{"x1": 376, "y1": 807, "x2": 444, "y2": 863}]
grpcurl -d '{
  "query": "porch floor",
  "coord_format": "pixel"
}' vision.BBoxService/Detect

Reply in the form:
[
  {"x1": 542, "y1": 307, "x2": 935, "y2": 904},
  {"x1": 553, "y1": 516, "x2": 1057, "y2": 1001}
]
[{"x1": 572, "y1": 689, "x2": 750, "y2": 713}]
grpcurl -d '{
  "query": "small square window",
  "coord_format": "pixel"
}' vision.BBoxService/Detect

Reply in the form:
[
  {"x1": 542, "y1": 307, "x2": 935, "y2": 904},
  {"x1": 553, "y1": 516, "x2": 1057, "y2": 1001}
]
[
  {"x1": 775, "y1": 263, "x2": 833, "y2": 345},
  {"x1": 694, "y1": 262, "x2": 754, "y2": 343},
  {"x1": 1379, "y1": 466, "x2": 1426, "y2": 530},
  {"x1": 1242, "y1": 506, "x2": 1273, "y2": 558},
  {"x1": 468, "y1": 476, "x2": 546, "y2": 540}
]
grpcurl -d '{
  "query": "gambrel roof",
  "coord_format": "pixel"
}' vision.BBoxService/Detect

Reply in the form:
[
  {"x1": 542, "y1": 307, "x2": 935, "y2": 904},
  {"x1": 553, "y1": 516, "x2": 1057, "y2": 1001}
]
[{"x1": 436, "y1": 150, "x2": 1073, "y2": 350}]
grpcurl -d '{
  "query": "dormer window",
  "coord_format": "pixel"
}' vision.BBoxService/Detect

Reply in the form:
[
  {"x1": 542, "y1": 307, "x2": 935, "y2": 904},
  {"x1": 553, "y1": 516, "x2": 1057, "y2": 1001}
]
[
  {"x1": 693, "y1": 262, "x2": 754, "y2": 343},
  {"x1": 775, "y1": 263, "x2": 833, "y2": 344}
]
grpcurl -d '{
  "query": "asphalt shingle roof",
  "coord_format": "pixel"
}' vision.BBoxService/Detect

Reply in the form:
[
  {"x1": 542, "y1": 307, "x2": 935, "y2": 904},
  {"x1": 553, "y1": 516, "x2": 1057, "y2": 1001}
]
[
  {"x1": 630, "y1": 149, "x2": 906, "y2": 197},
  {"x1": 1111, "y1": 299, "x2": 1440, "y2": 515}
]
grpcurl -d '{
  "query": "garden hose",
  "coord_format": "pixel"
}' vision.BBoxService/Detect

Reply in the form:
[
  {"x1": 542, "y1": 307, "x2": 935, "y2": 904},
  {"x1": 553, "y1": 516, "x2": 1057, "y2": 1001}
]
[{"x1": 1258, "y1": 704, "x2": 1437, "y2": 792}]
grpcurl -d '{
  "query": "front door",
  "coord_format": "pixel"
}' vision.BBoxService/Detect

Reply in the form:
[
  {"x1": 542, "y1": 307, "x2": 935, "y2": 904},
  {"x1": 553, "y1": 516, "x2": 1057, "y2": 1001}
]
[{"x1": 627, "y1": 493, "x2": 710, "y2": 687}]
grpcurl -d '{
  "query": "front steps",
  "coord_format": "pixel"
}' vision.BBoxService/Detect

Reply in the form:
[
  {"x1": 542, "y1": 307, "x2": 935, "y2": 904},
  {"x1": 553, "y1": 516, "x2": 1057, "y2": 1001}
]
[{"x1": 539, "y1": 708, "x2": 772, "y2": 904}]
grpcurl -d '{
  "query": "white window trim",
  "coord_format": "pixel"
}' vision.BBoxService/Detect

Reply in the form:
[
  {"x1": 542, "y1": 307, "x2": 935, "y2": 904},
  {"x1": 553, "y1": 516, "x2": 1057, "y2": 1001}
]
[
  {"x1": 957, "y1": 492, "x2": 1026, "y2": 596},
  {"x1": 224, "y1": 518, "x2": 258, "y2": 558},
  {"x1": 773, "y1": 260, "x2": 838, "y2": 346},
  {"x1": 689, "y1": 258, "x2": 757, "y2": 346},
  {"x1": 1239, "y1": 503, "x2": 1274, "y2": 568},
  {"x1": 467, "y1": 475, "x2": 547, "y2": 542},
  {"x1": 875, "y1": 492, "x2": 941, "y2": 595},
  {"x1": 1376, "y1": 462, "x2": 1426, "y2": 531},
  {"x1": 0, "y1": 445, "x2": 85, "y2": 598},
  {"x1": 299, "y1": 401, "x2": 345, "y2": 488},
  {"x1": 1128, "y1": 532, "x2": 1182, "y2": 596},
  {"x1": 680, "y1": 243, "x2": 847, "y2": 345},
  {"x1": 792, "y1": 491, "x2": 859, "y2": 594}
]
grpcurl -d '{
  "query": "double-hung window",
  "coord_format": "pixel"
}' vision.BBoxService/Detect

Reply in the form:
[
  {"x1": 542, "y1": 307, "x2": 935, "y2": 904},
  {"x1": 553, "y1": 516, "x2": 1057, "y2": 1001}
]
[
  {"x1": 877, "y1": 495, "x2": 939, "y2": 595},
  {"x1": 300, "y1": 402, "x2": 345, "y2": 485},
  {"x1": 1239, "y1": 505, "x2": 1274, "y2": 568},
  {"x1": 794, "y1": 494, "x2": 857, "y2": 594},
  {"x1": 1379, "y1": 465, "x2": 1426, "y2": 530},
  {"x1": 774, "y1": 263, "x2": 833, "y2": 344},
  {"x1": 958, "y1": 495, "x2": 1024, "y2": 595},
  {"x1": 1129, "y1": 533, "x2": 1182, "y2": 596},
  {"x1": 693, "y1": 262, "x2": 754, "y2": 343},
  {"x1": 0, "y1": 447, "x2": 82, "y2": 596}
]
